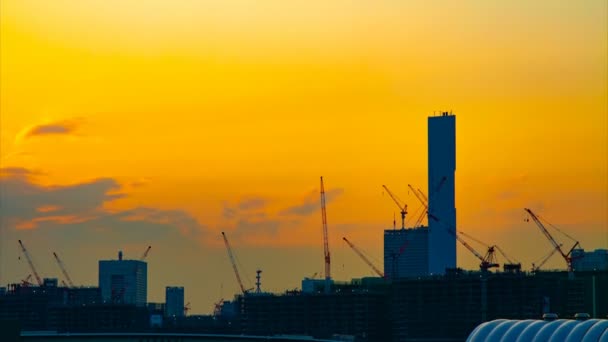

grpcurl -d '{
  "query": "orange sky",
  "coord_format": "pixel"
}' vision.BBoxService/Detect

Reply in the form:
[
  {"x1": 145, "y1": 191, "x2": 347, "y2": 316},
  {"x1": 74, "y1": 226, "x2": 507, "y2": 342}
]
[{"x1": 1, "y1": 0, "x2": 607, "y2": 313}]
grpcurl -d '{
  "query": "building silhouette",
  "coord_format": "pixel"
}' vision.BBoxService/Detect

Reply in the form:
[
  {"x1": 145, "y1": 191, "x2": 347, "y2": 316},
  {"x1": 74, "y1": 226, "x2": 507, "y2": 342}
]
[
  {"x1": 383, "y1": 228, "x2": 428, "y2": 279},
  {"x1": 383, "y1": 112, "x2": 456, "y2": 278},
  {"x1": 99, "y1": 251, "x2": 147, "y2": 306},
  {"x1": 165, "y1": 287, "x2": 185, "y2": 318},
  {"x1": 428, "y1": 112, "x2": 457, "y2": 275}
]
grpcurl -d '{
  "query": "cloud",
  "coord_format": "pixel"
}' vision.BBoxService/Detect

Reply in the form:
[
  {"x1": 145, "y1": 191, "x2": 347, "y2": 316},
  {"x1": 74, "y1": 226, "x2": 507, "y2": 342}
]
[
  {"x1": 18, "y1": 118, "x2": 84, "y2": 141},
  {"x1": 0, "y1": 167, "x2": 43, "y2": 180},
  {"x1": 0, "y1": 168, "x2": 205, "y2": 242},
  {"x1": 238, "y1": 197, "x2": 266, "y2": 211},
  {"x1": 279, "y1": 188, "x2": 344, "y2": 216},
  {"x1": 220, "y1": 196, "x2": 296, "y2": 243}
]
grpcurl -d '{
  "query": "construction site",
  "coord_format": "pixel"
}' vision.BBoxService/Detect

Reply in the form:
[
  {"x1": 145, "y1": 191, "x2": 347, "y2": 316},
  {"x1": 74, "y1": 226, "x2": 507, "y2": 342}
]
[{"x1": 2, "y1": 112, "x2": 607, "y2": 341}]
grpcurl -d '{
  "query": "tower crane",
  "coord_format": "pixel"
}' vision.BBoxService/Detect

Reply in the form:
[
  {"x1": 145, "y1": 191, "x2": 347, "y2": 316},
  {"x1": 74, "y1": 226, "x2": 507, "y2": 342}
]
[
  {"x1": 53, "y1": 252, "x2": 75, "y2": 288},
  {"x1": 221, "y1": 232, "x2": 249, "y2": 295},
  {"x1": 524, "y1": 208, "x2": 580, "y2": 272},
  {"x1": 427, "y1": 215, "x2": 499, "y2": 271},
  {"x1": 140, "y1": 246, "x2": 152, "y2": 261},
  {"x1": 18, "y1": 240, "x2": 43, "y2": 286},
  {"x1": 342, "y1": 237, "x2": 384, "y2": 278},
  {"x1": 531, "y1": 245, "x2": 563, "y2": 272},
  {"x1": 457, "y1": 231, "x2": 520, "y2": 271},
  {"x1": 21, "y1": 274, "x2": 33, "y2": 287},
  {"x1": 320, "y1": 177, "x2": 331, "y2": 292},
  {"x1": 382, "y1": 185, "x2": 408, "y2": 229}
]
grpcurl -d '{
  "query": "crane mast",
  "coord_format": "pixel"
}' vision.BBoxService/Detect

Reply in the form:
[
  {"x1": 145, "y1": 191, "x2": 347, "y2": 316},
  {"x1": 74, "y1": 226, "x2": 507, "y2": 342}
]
[
  {"x1": 320, "y1": 177, "x2": 331, "y2": 283},
  {"x1": 343, "y1": 237, "x2": 384, "y2": 278},
  {"x1": 382, "y1": 185, "x2": 408, "y2": 229},
  {"x1": 53, "y1": 252, "x2": 75, "y2": 288},
  {"x1": 524, "y1": 208, "x2": 580, "y2": 272},
  {"x1": 18, "y1": 240, "x2": 43, "y2": 286},
  {"x1": 221, "y1": 232, "x2": 247, "y2": 294}
]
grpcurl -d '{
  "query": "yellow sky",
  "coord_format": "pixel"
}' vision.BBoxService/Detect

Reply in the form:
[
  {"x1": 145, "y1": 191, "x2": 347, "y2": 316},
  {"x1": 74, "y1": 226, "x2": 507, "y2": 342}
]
[{"x1": 1, "y1": 0, "x2": 607, "y2": 313}]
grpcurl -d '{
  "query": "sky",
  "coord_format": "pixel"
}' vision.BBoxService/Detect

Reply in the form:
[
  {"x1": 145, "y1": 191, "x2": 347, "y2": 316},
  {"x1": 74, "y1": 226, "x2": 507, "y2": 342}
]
[{"x1": 1, "y1": 0, "x2": 607, "y2": 313}]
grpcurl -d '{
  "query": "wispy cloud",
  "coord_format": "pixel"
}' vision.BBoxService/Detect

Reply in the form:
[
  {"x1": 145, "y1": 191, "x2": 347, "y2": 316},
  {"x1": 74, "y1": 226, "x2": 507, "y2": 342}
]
[
  {"x1": 17, "y1": 118, "x2": 84, "y2": 142},
  {"x1": 0, "y1": 168, "x2": 206, "y2": 242},
  {"x1": 238, "y1": 197, "x2": 266, "y2": 210},
  {"x1": 279, "y1": 188, "x2": 344, "y2": 216}
]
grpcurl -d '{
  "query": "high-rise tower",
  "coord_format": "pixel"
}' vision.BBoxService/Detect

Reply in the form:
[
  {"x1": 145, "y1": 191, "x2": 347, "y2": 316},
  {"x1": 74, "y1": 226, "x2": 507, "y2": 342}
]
[
  {"x1": 428, "y1": 112, "x2": 456, "y2": 274},
  {"x1": 99, "y1": 251, "x2": 147, "y2": 306}
]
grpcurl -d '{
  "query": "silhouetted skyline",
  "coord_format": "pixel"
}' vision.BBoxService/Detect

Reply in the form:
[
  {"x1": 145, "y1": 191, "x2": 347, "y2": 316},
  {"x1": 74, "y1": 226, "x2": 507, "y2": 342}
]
[{"x1": 1, "y1": 0, "x2": 606, "y2": 314}]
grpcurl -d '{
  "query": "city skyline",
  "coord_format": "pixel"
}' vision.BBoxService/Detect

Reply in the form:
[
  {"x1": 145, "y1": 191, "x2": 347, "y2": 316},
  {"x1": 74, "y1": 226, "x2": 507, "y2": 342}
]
[{"x1": 1, "y1": 0, "x2": 607, "y2": 314}]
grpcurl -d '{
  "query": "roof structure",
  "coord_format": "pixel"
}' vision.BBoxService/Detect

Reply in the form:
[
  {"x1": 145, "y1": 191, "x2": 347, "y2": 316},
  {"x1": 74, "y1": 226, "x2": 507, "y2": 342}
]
[{"x1": 467, "y1": 317, "x2": 608, "y2": 341}]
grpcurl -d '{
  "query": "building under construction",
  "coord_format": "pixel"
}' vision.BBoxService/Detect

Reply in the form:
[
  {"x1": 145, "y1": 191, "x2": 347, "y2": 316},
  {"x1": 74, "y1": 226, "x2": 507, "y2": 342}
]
[{"x1": 237, "y1": 270, "x2": 608, "y2": 341}]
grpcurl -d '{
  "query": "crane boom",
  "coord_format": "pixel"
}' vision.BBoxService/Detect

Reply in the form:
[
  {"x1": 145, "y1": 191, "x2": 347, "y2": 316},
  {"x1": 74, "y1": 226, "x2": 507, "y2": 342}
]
[
  {"x1": 221, "y1": 232, "x2": 247, "y2": 294},
  {"x1": 408, "y1": 184, "x2": 427, "y2": 207},
  {"x1": 343, "y1": 237, "x2": 384, "y2": 278},
  {"x1": 53, "y1": 252, "x2": 75, "y2": 288},
  {"x1": 140, "y1": 246, "x2": 152, "y2": 261},
  {"x1": 320, "y1": 177, "x2": 331, "y2": 281},
  {"x1": 532, "y1": 245, "x2": 562, "y2": 271},
  {"x1": 408, "y1": 184, "x2": 428, "y2": 228},
  {"x1": 494, "y1": 245, "x2": 517, "y2": 265},
  {"x1": 524, "y1": 208, "x2": 579, "y2": 272},
  {"x1": 427, "y1": 214, "x2": 498, "y2": 270},
  {"x1": 18, "y1": 240, "x2": 43, "y2": 286},
  {"x1": 417, "y1": 188, "x2": 428, "y2": 204},
  {"x1": 382, "y1": 185, "x2": 408, "y2": 229}
]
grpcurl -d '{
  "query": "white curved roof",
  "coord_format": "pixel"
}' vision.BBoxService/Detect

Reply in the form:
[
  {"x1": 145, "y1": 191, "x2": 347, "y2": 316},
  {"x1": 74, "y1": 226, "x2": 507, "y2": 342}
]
[{"x1": 467, "y1": 318, "x2": 608, "y2": 342}]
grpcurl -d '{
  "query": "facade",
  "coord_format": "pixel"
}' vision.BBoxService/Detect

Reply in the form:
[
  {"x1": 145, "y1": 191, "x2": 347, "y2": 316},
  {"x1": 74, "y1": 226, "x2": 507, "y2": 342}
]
[
  {"x1": 99, "y1": 252, "x2": 147, "y2": 306},
  {"x1": 389, "y1": 270, "x2": 608, "y2": 341},
  {"x1": 427, "y1": 112, "x2": 457, "y2": 275},
  {"x1": 572, "y1": 249, "x2": 608, "y2": 271},
  {"x1": 165, "y1": 286, "x2": 185, "y2": 317},
  {"x1": 241, "y1": 291, "x2": 389, "y2": 341},
  {"x1": 383, "y1": 227, "x2": 428, "y2": 279}
]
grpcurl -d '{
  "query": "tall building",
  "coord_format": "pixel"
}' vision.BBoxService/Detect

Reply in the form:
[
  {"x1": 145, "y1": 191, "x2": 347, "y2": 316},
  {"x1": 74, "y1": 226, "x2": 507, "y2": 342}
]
[
  {"x1": 98, "y1": 251, "x2": 147, "y2": 306},
  {"x1": 165, "y1": 286, "x2": 185, "y2": 317},
  {"x1": 384, "y1": 228, "x2": 428, "y2": 279},
  {"x1": 572, "y1": 249, "x2": 608, "y2": 271},
  {"x1": 427, "y1": 112, "x2": 457, "y2": 275}
]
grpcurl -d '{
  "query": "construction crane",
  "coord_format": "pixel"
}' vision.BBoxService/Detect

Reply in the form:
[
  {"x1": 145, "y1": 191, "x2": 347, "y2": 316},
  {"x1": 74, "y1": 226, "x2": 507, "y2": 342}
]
[
  {"x1": 428, "y1": 215, "x2": 499, "y2": 271},
  {"x1": 53, "y1": 252, "x2": 75, "y2": 288},
  {"x1": 382, "y1": 185, "x2": 408, "y2": 229},
  {"x1": 458, "y1": 231, "x2": 517, "y2": 269},
  {"x1": 221, "y1": 232, "x2": 248, "y2": 295},
  {"x1": 531, "y1": 245, "x2": 563, "y2": 272},
  {"x1": 408, "y1": 184, "x2": 428, "y2": 228},
  {"x1": 212, "y1": 299, "x2": 223, "y2": 317},
  {"x1": 493, "y1": 245, "x2": 520, "y2": 266},
  {"x1": 18, "y1": 240, "x2": 43, "y2": 286},
  {"x1": 458, "y1": 232, "x2": 504, "y2": 270},
  {"x1": 320, "y1": 177, "x2": 331, "y2": 292},
  {"x1": 140, "y1": 246, "x2": 152, "y2": 261},
  {"x1": 21, "y1": 274, "x2": 33, "y2": 287},
  {"x1": 524, "y1": 208, "x2": 580, "y2": 272},
  {"x1": 342, "y1": 237, "x2": 384, "y2": 278}
]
